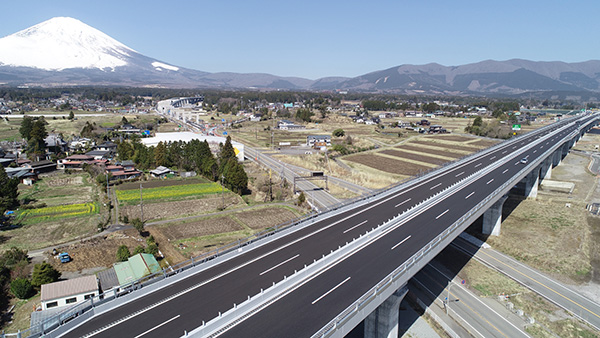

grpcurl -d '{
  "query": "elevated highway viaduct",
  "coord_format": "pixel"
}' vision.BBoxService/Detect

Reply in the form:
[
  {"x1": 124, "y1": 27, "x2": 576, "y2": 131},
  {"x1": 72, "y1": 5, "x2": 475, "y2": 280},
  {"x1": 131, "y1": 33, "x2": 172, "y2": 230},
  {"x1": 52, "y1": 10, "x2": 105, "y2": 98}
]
[{"x1": 44, "y1": 114, "x2": 598, "y2": 338}]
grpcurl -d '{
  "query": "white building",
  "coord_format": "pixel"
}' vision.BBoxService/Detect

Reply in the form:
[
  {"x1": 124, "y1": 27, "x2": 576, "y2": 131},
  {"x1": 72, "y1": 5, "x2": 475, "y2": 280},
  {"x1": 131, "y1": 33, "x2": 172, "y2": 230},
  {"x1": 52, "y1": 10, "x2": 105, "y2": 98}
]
[
  {"x1": 141, "y1": 132, "x2": 245, "y2": 162},
  {"x1": 41, "y1": 275, "x2": 99, "y2": 310}
]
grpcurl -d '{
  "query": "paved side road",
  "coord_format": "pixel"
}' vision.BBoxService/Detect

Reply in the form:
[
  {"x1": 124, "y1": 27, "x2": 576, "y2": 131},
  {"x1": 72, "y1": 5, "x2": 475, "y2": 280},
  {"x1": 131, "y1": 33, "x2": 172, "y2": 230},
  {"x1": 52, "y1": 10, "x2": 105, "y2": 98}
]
[{"x1": 453, "y1": 236, "x2": 600, "y2": 331}]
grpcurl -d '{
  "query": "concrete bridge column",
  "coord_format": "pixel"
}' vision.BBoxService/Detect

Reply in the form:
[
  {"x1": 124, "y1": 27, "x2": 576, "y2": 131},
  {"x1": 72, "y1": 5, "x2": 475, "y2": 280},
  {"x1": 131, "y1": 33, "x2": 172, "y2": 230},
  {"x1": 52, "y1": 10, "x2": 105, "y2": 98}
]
[
  {"x1": 482, "y1": 195, "x2": 508, "y2": 236},
  {"x1": 514, "y1": 170, "x2": 539, "y2": 198},
  {"x1": 364, "y1": 285, "x2": 408, "y2": 338},
  {"x1": 552, "y1": 149, "x2": 562, "y2": 167},
  {"x1": 562, "y1": 142, "x2": 569, "y2": 158},
  {"x1": 540, "y1": 157, "x2": 552, "y2": 180}
]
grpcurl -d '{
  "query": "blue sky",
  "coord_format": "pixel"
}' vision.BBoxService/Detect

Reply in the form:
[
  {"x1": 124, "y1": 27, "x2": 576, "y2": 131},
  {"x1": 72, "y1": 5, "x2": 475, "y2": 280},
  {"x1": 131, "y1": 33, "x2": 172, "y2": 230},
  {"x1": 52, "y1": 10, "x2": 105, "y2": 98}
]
[{"x1": 1, "y1": 0, "x2": 598, "y2": 79}]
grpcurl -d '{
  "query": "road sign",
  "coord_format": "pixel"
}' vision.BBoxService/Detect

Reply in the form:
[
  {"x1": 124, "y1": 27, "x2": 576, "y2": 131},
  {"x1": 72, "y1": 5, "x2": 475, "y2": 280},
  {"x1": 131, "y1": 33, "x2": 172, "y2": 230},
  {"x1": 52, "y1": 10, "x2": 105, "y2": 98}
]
[
  {"x1": 222, "y1": 118, "x2": 225, "y2": 122},
  {"x1": 512, "y1": 124, "x2": 521, "y2": 131},
  {"x1": 223, "y1": 131, "x2": 228, "y2": 135}
]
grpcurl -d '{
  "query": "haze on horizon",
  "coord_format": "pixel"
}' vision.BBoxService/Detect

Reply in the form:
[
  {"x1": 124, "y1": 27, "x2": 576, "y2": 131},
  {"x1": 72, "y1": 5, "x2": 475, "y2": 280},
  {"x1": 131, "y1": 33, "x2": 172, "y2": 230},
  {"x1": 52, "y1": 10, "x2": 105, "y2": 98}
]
[{"x1": 1, "y1": 0, "x2": 598, "y2": 80}]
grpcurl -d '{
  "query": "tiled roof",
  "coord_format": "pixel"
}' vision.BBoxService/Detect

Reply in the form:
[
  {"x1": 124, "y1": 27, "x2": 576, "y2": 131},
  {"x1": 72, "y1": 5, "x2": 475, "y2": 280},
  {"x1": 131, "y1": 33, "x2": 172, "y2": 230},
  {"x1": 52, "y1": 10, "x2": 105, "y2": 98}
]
[{"x1": 41, "y1": 275, "x2": 98, "y2": 301}]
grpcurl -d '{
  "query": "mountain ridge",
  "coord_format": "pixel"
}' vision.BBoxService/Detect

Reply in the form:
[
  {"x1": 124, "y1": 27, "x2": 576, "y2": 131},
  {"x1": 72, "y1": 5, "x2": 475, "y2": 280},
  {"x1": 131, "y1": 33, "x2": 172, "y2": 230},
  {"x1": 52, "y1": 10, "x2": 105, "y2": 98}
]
[{"x1": 1, "y1": 17, "x2": 600, "y2": 97}]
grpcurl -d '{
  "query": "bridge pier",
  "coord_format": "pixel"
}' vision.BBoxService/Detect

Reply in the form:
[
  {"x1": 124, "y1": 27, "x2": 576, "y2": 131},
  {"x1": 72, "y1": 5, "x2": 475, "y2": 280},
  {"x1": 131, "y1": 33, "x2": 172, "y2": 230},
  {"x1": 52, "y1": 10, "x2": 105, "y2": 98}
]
[
  {"x1": 514, "y1": 171, "x2": 538, "y2": 199},
  {"x1": 552, "y1": 149, "x2": 562, "y2": 167},
  {"x1": 540, "y1": 157, "x2": 552, "y2": 180},
  {"x1": 562, "y1": 142, "x2": 569, "y2": 158},
  {"x1": 482, "y1": 195, "x2": 508, "y2": 236},
  {"x1": 364, "y1": 285, "x2": 408, "y2": 338}
]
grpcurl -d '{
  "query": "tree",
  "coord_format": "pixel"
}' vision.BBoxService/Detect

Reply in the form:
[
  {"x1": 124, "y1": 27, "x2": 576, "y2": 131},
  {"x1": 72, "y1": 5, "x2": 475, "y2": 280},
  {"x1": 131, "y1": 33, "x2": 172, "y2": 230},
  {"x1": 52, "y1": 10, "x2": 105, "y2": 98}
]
[
  {"x1": 31, "y1": 262, "x2": 61, "y2": 287},
  {"x1": 121, "y1": 116, "x2": 129, "y2": 125},
  {"x1": 116, "y1": 245, "x2": 131, "y2": 262},
  {"x1": 133, "y1": 246, "x2": 146, "y2": 255},
  {"x1": 295, "y1": 108, "x2": 314, "y2": 122},
  {"x1": 154, "y1": 141, "x2": 168, "y2": 167},
  {"x1": 28, "y1": 118, "x2": 48, "y2": 158},
  {"x1": 68, "y1": 110, "x2": 75, "y2": 120},
  {"x1": 473, "y1": 116, "x2": 483, "y2": 127},
  {"x1": 0, "y1": 166, "x2": 19, "y2": 214},
  {"x1": 10, "y1": 278, "x2": 33, "y2": 299},
  {"x1": 145, "y1": 243, "x2": 159, "y2": 256},
  {"x1": 131, "y1": 218, "x2": 145, "y2": 235},
  {"x1": 332, "y1": 128, "x2": 345, "y2": 137},
  {"x1": 0, "y1": 247, "x2": 28, "y2": 267},
  {"x1": 19, "y1": 116, "x2": 34, "y2": 140},
  {"x1": 297, "y1": 192, "x2": 306, "y2": 206}
]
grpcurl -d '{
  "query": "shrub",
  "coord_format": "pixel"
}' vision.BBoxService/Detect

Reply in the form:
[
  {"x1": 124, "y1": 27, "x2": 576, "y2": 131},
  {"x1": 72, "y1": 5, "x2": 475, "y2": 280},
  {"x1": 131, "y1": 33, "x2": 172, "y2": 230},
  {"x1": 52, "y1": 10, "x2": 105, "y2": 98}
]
[
  {"x1": 116, "y1": 245, "x2": 131, "y2": 262},
  {"x1": 11, "y1": 278, "x2": 33, "y2": 299}
]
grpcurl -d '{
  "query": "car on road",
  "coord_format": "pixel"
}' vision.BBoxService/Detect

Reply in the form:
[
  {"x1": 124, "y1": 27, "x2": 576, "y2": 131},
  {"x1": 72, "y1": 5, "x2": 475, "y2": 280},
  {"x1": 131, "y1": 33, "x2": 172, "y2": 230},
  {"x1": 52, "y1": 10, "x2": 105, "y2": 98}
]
[{"x1": 520, "y1": 158, "x2": 528, "y2": 164}]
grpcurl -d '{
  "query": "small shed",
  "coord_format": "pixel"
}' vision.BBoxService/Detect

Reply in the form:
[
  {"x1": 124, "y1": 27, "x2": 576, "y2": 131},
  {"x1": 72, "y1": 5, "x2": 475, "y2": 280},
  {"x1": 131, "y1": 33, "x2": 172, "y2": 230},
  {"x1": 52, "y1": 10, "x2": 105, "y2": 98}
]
[
  {"x1": 150, "y1": 166, "x2": 175, "y2": 178},
  {"x1": 40, "y1": 275, "x2": 99, "y2": 310},
  {"x1": 114, "y1": 253, "x2": 161, "y2": 286}
]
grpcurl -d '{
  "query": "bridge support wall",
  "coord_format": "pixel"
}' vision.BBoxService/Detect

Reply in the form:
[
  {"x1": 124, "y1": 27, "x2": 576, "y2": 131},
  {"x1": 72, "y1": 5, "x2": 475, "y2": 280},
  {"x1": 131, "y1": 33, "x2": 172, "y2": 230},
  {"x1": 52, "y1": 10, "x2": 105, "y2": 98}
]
[
  {"x1": 482, "y1": 195, "x2": 509, "y2": 236},
  {"x1": 553, "y1": 149, "x2": 562, "y2": 167},
  {"x1": 514, "y1": 171, "x2": 539, "y2": 199},
  {"x1": 364, "y1": 285, "x2": 408, "y2": 338}
]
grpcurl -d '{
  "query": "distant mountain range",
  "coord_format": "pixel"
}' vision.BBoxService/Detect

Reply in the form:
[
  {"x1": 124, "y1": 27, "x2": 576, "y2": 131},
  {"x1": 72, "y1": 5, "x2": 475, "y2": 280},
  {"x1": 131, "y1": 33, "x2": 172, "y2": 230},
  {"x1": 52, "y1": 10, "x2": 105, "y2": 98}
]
[{"x1": 1, "y1": 17, "x2": 600, "y2": 98}]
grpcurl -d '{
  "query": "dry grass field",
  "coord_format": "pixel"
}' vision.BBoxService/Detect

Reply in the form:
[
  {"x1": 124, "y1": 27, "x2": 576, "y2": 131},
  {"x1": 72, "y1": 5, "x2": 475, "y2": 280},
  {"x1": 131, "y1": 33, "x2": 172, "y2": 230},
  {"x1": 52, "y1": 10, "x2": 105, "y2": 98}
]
[{"x1": 1, "y1": 172, "x2": 103, "y2": 251}]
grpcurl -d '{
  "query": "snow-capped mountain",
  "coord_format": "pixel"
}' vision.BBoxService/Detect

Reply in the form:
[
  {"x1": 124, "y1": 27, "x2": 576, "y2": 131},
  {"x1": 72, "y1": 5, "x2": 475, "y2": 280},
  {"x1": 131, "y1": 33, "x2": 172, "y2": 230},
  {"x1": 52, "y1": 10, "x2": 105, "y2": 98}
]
[
  {"x1": 0, "y1": 17, "x2": 316, "y2": 89},
  {"x1": 0, "y1": 17, "x2": 135, "y2": 71},
  {"x1": 2, "y1": 17, "x2": 600, "y2": 97}
]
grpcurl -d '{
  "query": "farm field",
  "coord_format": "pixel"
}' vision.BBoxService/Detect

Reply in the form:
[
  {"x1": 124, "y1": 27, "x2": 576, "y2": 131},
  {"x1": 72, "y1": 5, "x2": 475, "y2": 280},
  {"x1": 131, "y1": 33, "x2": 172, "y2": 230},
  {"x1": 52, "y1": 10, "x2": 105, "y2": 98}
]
[
  {"x1": 154, "y1": 205, "x2": 303, "y2": 260},
  {"x1": 343, "y1": 134, "x2": 500, "y2": 178},
  {"x1": 1, "y1": 172, "x2": 103, "y2": 251},
  {"x1": 116, "y1": 178, "x2": 245, "y2": 222}
]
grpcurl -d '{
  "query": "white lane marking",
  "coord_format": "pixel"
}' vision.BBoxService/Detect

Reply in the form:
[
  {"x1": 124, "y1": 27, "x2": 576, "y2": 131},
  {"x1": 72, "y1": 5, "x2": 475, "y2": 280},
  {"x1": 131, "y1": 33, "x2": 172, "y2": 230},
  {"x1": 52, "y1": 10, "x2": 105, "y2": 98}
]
[
  {"x1": 395, "y1": 198, "x2": 411, "y2": 208},
  {"x1": 343, "y1": 220, "x2": 368, "y2": 234},
  {"x1": 465, "y1": 192, "x2": 475, "y2": 199},
  {"x1": 391, "y1": 235, "x2": 412, "y2": 250},
  {"x1": 134, "y1": 315, "x2": 180, "y2": 338},
  {"x1": 486, "y1": 179, "x2": 494, "y2": 185},
  {"x1": 502, "y1": 169, "x2": 508, "y2": 174},
  {"x1": 489, "y1": 156, "x2": 496, "y2": 160},
  {"x1": 474, "y1": 163, "x2": 482, "y2": 168},
  {"x1": 312, "y1": 277, "x2": 351, "y2": 304},
  {"x1": 512, "y1": 146, "x2": 517, "y2": 149},
  {"x1": 502, "y1": 150, "x2": 507, "y2": 154},
  {"x1": 430, "y1": 182, "x2": 442, "y2": 190},
  {"x1": 259, "y1": 254, "x2": 300, "y2": 276},
  {"x1": 514, "y1": 162, "x2": 519, "y2": 165},
  {"x1": 436, "y1": 209, "x2": 450, "y2": 219},
  {"x1": 455, "y1": 171, "x2": 464, "y2": 177},
  {"x1": 533, "y1": 150, "x2": 537, "y2": 154}
]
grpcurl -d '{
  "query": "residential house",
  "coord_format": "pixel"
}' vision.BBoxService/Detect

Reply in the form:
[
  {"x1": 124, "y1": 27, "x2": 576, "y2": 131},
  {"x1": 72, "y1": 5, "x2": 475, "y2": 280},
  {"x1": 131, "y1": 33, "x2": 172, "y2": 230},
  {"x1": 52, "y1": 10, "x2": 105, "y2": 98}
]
[
  {"x1": 44, "y1": 134, "x2": 68, "y2": 154},
  {"x1": 69, "y1": 137, "x2": 93, "y2": 152},
  {"x1": 278, "y1": 120, "x2": 305, "y2": 130},
  {"x1": 58, "y1": 154, "x2": 95, "y2": 169},
  {"x1": 96, "y1": 141, "x2": 117, "y2": 153},
  {"x1": 113, "y1": 253, "x2": 161, "y2": 286},
  {"x1": 85, "y1": 149, "x2": 112, "y2": 160},
  {"x1": 40, "y1": 275, "x2": 99, "y2": 310},
  {"x1": 307, "y1": 135, "x2": 331, "y2": 148}
]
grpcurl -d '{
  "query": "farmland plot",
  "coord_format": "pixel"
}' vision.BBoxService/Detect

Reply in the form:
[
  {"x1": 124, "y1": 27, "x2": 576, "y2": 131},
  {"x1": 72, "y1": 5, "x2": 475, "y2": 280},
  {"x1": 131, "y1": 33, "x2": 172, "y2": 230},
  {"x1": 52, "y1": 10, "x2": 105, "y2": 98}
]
[{"x1": 116, "y1": 182, "x2": 223, "y2": 205}]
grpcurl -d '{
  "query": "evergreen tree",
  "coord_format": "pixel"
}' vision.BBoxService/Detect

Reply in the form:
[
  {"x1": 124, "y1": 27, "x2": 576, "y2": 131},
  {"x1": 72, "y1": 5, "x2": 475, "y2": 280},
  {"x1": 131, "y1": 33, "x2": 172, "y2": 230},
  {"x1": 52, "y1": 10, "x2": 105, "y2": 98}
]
[
  {"x1": 0, "y1": 166, "x2": 19, "y2": 214},
  {"x1": 19, "y1": 116, "x2": 34, "y2": 140},
  {"x1": 116, "y1": 245, "x2": 131, "y2": 262},
  {"x1": 68, "y1": 111, "x2": 75, "y2": 120},
  {"x1": 154, "y1": 141, "x2": 168, "y2": 167},
  {"x1": 31, "y1": 262, "x2": 61, "y2": 287},
  {"x1": 10, "y1": 278, "x2": 33, "y2": 299},
  {"x1": 28, "y1": 118, "x2": 48, "y2": 158}
]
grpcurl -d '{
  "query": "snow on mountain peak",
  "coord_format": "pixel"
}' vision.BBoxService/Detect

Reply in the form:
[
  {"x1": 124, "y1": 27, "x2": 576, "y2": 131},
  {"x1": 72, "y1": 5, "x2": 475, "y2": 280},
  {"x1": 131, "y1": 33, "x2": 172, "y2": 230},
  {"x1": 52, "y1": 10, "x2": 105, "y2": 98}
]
[{"x1": 0, "y1": 17, "x2": 136, "y2": 71}]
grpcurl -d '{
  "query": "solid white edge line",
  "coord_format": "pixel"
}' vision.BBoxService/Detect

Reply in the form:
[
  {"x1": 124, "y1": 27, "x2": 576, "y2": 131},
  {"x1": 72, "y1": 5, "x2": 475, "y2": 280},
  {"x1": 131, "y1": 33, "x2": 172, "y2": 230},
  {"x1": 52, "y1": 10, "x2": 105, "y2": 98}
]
[
  {"x1": 259, "y1": 254, "x2": 300, "y2": 276},
  {"x1": 391, "y1": 235, "x2": 411, "y2": 250},
  {"x1": 465, "y1": 192, "x2": 475, "y2": 199},
  {"x1": 436, "y1": 209, "x2": 449, "y2": 219},
  {"x1": 312, "y1": 277, "x2": 351, "y2": 305},
  {"x1": 133, "y1": 315, "x2": 180, "y2": 338},
  {"x1": 395, "y1": 198, "x2": 411, "y2": 208},
  {"x1": 343, "y1": 220, "x2": 368, "y2": 234}
]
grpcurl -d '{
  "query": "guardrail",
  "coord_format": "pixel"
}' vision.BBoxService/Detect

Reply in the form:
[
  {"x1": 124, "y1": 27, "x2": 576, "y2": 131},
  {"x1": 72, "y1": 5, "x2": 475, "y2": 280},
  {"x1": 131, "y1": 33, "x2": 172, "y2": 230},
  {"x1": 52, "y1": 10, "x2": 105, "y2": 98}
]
[{"x1": 11, "y1": 114, "x2": 596, "y2": 338}]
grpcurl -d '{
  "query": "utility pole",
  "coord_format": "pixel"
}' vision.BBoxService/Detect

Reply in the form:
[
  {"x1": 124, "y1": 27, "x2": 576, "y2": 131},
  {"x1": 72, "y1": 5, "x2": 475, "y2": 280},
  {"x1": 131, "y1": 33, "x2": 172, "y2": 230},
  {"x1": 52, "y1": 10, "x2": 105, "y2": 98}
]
[
  {"x1": 269, "y1": 169, "x2": 273, "y2": 202},
  {"x1": 140, "y1": 183, "x2": 144, "y2": 223},
  {"x1": 445, "y1": 280, "x2": 453, "y2": 315},
  {"x1": 221, "y1": 174, "x2": 225, "y2": 210}
]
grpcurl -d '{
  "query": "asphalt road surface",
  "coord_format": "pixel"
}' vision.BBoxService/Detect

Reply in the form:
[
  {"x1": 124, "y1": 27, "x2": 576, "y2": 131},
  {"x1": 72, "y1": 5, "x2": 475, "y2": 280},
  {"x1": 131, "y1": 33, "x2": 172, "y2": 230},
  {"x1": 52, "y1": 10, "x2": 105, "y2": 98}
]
[{"x1": 61, "y1": 116, "x2": 596, "y2": 338}]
